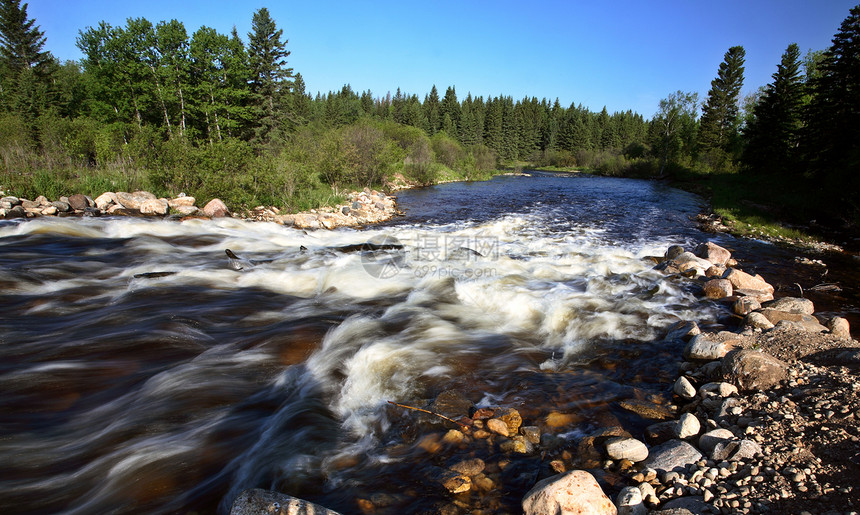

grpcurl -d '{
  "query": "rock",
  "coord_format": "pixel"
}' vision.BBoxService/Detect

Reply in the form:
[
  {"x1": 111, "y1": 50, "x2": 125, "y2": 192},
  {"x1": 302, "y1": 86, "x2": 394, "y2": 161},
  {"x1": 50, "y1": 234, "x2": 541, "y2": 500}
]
[
  {"x1": 51, "y1": 200, "x2": 71, "y2": 212},
  {"x1": 745, "y1": 311, "x2": 775, "y2": 330},
  {"x1": 698, "y1": 428, "x2": 735, "y2": 455},
  {"x1": 229, "y1": 488, "x2": 343, "y2": 515},
  {"x1": 496, "y1": 407, "x2": 522, "y2": 435},
  {"x1": 723, "y1": 268, "x2": 774, "y2": 294},
  {"x1": 642, "y1": 439, "x2": 702, "y2": 474},
  {"x1": 203, "y1": 198, "x2": 230, "y2": 218},
  {"x1": 734, "y1": 288, "x2": 775, "y2": 303},
  {"x1": 665, "y1": 321, "x2": 700, "y2": 341},
  {"x1": 521, "y1": 470, "x2": 617, "y2": 515},
  {"x1": 828, "y1": 317, "x2": 851, "y2": 339},
  {"x1": 711, "y1": 438, "x2": 761, "y2": 461},
  {"x1": 0, "y1": 195, "x2": 20, "y2": 206},
  {"x1": 432, "y1": 467, "x2": 471, "y2": 493},
  {"x1": 759, "y1": 308, "x2": 827, "y2": 333},
  {"x1": 763, "y1": 297, "x2": 815, "y2": 315},
  {"x1": 41, "y1": 205, "x2": 58, "y2": 216},
  {"x1": 486, "y1": 418, "x2": 510, "y2": 436},
  {"x1": 174, "y1": 205, "x2": 199, "y2": 216},
  {"x1": 684, "y1": 334, "x2": 736, "y2": 361},
  {"x1": 674, "y1": 413, "x2": 700, "y2": 440},
  {"x1": 340, "y1": 205, "x2": 350, "y2": 215},
  {"x1": 722, "y1": 349, "x2": 788, "y2": 391},
  {"x1": 168, "y1": 196, "x2": 196, "y2": 208},
  {"x1": 665, "y1": 245, "x2": 685, "y2": 261},
  {"x1": 703, "y1": 278, "x2": 733, "y2": 299},
  {"x1": 68, "y1": 193, "x2": 90, "y2": 211},
  {"x1": 116, "y1": 191, "x2": 156, "y2": 210},
  {"x1": 695, "y1": 241, "x2": 732, "y2": 266},
  {"x1": 671, "y1": 252, "x2": 713, "y2": 276},
  {"x1": 698, "y1": 382, "x2": 738, "y2": 398},
  {"x1": 431, "y1": 390, "x2": 473, "y2": 418},
  {"x1": 605, "y1": 437, "x2": 649, "y2": 463},
  {"x1": 450, "y1": 458, "x2": 485, "y2": 477},
  {"x1": 617, "y1": 399, "x2": 674, "y2": 420},
  {"x1": 94, "y1": 192, "x2": 117, "y2": 210},
  {"x1": 673, "y1": 376, "x2": 696, "y2": 400},
  {"x1": 5, "y1": 205, "x2": 26, "y2": 219},
  {"x1": 657, "y1": 496, "x2": 711, "y2": 513},
  {"x1": 521, "y1": 425, "x2": 541, "y2": 444},
  {"x1": 644, "y1": 421, "x2": 677, "y2": 445},
  {"x1": 731, "y1": 439, "x2": 762, "y2": 460},
  {"x1": 139, "y1": 198, "x2": 169, "y2": 215},
  {"x1": 732, "y1": 296, "x2": 761, "y2": 316},
  {"x1": 293, "y1": 213, "x2": 320, "y2": 230},
  {"x1": 21, "y1": 199, "x2": 41, "y2": 209},
  {"x1": 442, "y1": 429, "x2": 465, "y2": 444},
  {"x1": 616, "y1": 486, "x2": 646, "y2": 515},
  {"x1": 705, "y1": 264, "x2": 726, "y2": 278}
]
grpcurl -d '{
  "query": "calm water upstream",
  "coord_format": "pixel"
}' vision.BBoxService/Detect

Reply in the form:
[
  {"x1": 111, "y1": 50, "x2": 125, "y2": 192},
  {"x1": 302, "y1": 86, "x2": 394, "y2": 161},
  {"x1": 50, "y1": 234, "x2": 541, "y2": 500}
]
[{"x1": 1, "y1": 173, "x2": 856, "y2": 514}]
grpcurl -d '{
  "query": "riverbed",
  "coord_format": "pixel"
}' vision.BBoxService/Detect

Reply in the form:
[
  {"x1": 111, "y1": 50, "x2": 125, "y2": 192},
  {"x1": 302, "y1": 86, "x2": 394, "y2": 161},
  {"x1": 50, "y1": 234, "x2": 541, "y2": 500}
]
[{"x1": 0, "y1": 172, "x2": 856, "y2": 513}]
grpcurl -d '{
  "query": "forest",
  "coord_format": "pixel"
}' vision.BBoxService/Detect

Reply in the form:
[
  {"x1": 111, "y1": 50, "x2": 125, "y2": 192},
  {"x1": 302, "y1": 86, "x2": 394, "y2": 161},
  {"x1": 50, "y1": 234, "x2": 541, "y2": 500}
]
[{"x1": 0, "y1": 2, "x2": 858, "y2": 232}]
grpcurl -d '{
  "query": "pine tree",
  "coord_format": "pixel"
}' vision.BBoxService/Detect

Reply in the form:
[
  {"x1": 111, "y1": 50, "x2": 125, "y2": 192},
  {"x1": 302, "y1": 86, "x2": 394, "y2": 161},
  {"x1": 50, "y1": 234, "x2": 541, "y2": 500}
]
[
  {"x1": 424, "y1": 84, "x2": 440, "y2": 134},
  {"x1": 247, "y1": 7, "x2": 293, "y2": 143},
  {"x1": 0, "y1": 0, "x2": 54, "y2": 121},
  {"x1": 699, "y1": 46, "x2": 746, "y2": 158},
  {"x1": 742, "y1": 43, "x2": 804, "y2": 174}
]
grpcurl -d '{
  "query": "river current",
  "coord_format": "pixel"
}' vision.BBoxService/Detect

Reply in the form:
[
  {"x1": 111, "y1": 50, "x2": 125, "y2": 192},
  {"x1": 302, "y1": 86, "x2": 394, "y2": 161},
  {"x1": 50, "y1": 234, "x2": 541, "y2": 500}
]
[{"x1": 0, "y1": 173, "x2": 855, "y2": 514}]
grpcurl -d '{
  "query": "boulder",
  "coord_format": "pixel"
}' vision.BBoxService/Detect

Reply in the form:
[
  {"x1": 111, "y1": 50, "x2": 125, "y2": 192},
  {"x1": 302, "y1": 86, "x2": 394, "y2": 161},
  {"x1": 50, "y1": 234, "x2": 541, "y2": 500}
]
[
  {"x1": 702, "y1": 278, "x2": 732, "y2": 299},
  {"x1": 763, "y1": 297, "x2": 814, "y2": 315},
  {"x1": 51, "y1": 200, "x2": 71, "y2": 212},
  {"x1": 168, "y1": 195, "x2": 196, "y2": 208},
  {"x1": 827, "y1": 317, "x2": 851, "y2": 339},
  {"x1": 723, "y1": 269, "x2": 774, "y2": 294},
  {"x1": 673, "y1": 376, "x2": 696, "y2": 400},
  {"x1": 642, "y1": 439, "x2": 702, "y2": 474},
  {"x1": 698, "y1": 428, "x2": 735, "y2": 455},
  {"x1": 674, "y1": 413, "x2": 700, "y2": 440},
  {"x1": 745, "y1": 311, "x2": 774, "y2": 330},
  {"x1": 203, "y1": 198, "x2": 230, "y2": 218},
  {"x1": 759, "y1": 308, "x2": 827, "y2": 333},
  {"x1": 174, "y1": 205, "x2": 199, "y2": 216},
  {"x1": 68, "y1": 193, "x2": 90, "y2": 211},
  {"x1": 522, "y1": 470, "x2": 617, "y2": 515},
  {"x1": 116, "y1": 191, "x2": 156, "y2": 210},
  {"x1": 733, "y1": 288, "x2": 774, "y2": 303},
  {"x1": 5, "y1": 205, "x2": 26, "y2": 219},
  {"x1": 732, "y1": 296, "x2": 761, "y2": 316},
  {"x1": 722, "y1": 349, "x2": 787, "y2": 391},
  {"x1": 616, "y1": 486, "x2": 647, "y2": 515},
  {"x1": 694, "y1": 241, "x2": 732, "y2": 266},
  {"x1": 293, "y1": 213, "x2": 320, "y2": 230},
  {"x1": 684, "y1": 334, "x2": 736, "y2": 361},
  {"x1": 605, "y1": 437, "x2": 649, "y2": 463},
  {"x1": 94, "y1": 192, "x2": 117, "y2": 210},
  {"x1": 139, "y1": 198, "x2": 169, "y2": 215},
  {"x1": 665, "y1": 321, "x2": 700, "y2": 341},
  {"x1": 229, "y1": 488, "x2": 342, "y2": 515},
  {"x1": 670, "y1": 252, "x2": 713, "y2": 276},
  {"x1": 665, "y1": 245, "x2": 685, "y2": 261}
]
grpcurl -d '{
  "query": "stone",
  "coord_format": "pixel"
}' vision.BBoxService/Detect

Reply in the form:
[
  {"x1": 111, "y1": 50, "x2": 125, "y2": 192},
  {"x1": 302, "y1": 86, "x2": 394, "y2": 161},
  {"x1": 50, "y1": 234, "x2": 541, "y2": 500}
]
[
  {"x1": 643, "y1": 439, "x2": 702, "y2": 474},
  {"x1": 722, "y1": 349, "x2": 788, "y2": 391},
  {"x1": 203, "y1": 198, "x2": 230, "y2": 218},
  {"x1": 293, "y1": 213, "x2": 320, "y2": 230},
  {"x1": 658, "y1": 496, "x2": 711, "y2": 513},
  {"x1": 431, "y1": 390, "x2": 473, "y2": 418},
  {"x1": 487, "y1": 418, "x2": 510, "y2": 436},
  {"x1": 703, "y1": 278, "x2": 733, "y2": 299},
  {"x1": 521, "y1": 470, "x2": 616, "y2": 515},
  {"x1": 496, "y1": 407, "x2": 522, "y2": 435},
  {"x1": 41, "y1": 205, "x2": 58, "y2": 216},
  {"x1": 698, "y1": 428, "x2": 735, "y2": 455},
  {"x1": 68, "y1": 193, "x2": 90, "y2": 211},
  {"x1": 168, "y1": 196, "x2": 196, "y2": 208},
  {"x1": 665, "y1": 320, "x2": 700, "y2": 341},
  {"x1": 51, "y1": 200, "x2": 71, "y2": 212},
  {"x1": 139, "y1": 198, "x2": 169, "y2": 215},
  {"x1": 828, "y1": 317, "x2": 851, "y2": 339},
  {"x1": 673, "y1": 376, "x2": 696, "y2": 400},
  {"x1": 442, "y1": 429, "x2": 465, "y2": 444},
  {"x1": 763, "y1": 297, "x2": 815, "y2": 315},
  {"x1": 116, "y1": 191, "x2": 156, "y2": 210},
  {"x1": 684, "y1": 334, "x2": 735, "y2": 361},
  {"x1": 229, "y1": 488, "x2": 343, "y2": 515},
  {"x1": 174, "y1": 205, "x2": 199, "y2": 216},
  {"x1": 5, "y1": 205, "x2": 26, "y2": 219},
  {"x1": 671, "y1": 252, "x2": 713, "y2": 276},
  {"x1": 340, "y1": 205, "x2": 350, "y2": 216},
  {"x1": 674, "y1": 413, "x2": 700, "y2": 440},
  {"x1": 605, "y1": 437, "x2": 649, "y2": 463},
  {"x1": 759, "y1": 308, "x2": 827, "y2": 332},
  {"x1": 695, "y1": 241, "x2": 732, "y2": 266},
  {"x1": 732, "y1": 296, "x2": 761, "y2": 316},
  {"x1": 705, "y1": 264, "x2": 726, "y2": 278},
  {"x1": 433, "y1": 467, "x2": 471, "y2": 493},
  {"x1": 644, "y1": 421, "x2": 677, "y2": 445},
  {"x1": 734, "y1": 288, "x2": 775, "y2": 303},
  {"x1": 665, "y1": 245, "x2": 685, "y2": 261},
  {"x1": 723, "y1": 268, "x2": 774, "y2": 294},
  {"x1": 616, "y1": 486, "x2": 646, "y2": 515},
  {"x1": 94, "y1": 192, "x2": 117, "y2": 210},
  {"x1": 731, "y1": 439, "x2": 762, "y2": 460},
  {"x1": 745, "y1": 311, "x2": 775, "y2": 330},
  {"x1": 698, "y1": 382, "x2": 738, "y2": 398},
  {"x1": 521, "y1": 425, "x2": 541, "y2": 444},
  {"x1": 617, "y1": 399, "x2": 674, "y2": 420},
  {"x1": 450, "y1": 458, "x2": 485, "y2": 477}
]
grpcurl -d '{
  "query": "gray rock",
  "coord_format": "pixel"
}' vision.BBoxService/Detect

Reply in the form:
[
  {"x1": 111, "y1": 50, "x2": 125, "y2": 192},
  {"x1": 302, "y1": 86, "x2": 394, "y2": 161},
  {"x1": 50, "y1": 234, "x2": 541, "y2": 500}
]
[
  {"x1": 5, "y1": 205, "x2": 26, "y2": 219},
  {"x1": 68, "y1": 193, "x2": 90, "y2": 211},
  {"x1": 684, "y1": 334, "x2": 736, "y2": 361},
  {"x1": 698, "y1": 428, "x2": 735, "y2": 455},
  {"x1": 763, "y1": 296, "x2": 815, "y2": 315},
  {"x1": 673, "y1": 376, "x2": 696, "y2": 400},
  {"x1": 732, "y1": 296, "x2": 761, "y2": 316},
  {"x1": 665, "y1": 320, "x2": 701, "y2": 341},
  {"x1": 828, "y1": 316, "x2": 852, "y2": 339},
  {"x1": 760, "y1": 308, "x2": 827, "y2": 333},
  {"x1": 522, "y1": 470, "x2": 616, "y2": 515},
  {"x1": 694, "y1": 241, "x2": 732, "y2": 266},
  {"x1": 229, "y1": 488, "x2": 342, "y2": 515},
  {"x1": 674, "y1": 413, "x2": 700, "y2": 440},
  {"x1": 665, "y1": 245, "x2": 685, "y2": 261},
  {"x1": 51, "y1": 200, "x2": 71, "y2": 212},
  {"x1": 745, "y1": 311, "x2": 775, "y2": 330},
  {"x1": 643, "y1": 439, "x2": 703, "y2": 474},
  {"x1": 734, "y1": 288, "x2": 775, "y2": 303},
  {"x1": 722, "y1": 349, "x2": 788, "y2": 391},
  {"x1": 341, "y1": 205, "x2": 350, "y2": 215},
  {"x1": 657, "y1": 496, "x2": 710, "y2": 513},
  {"x1": 616, "y1": 486, "x2": 646, "y2": 515},
  {"x1": 605, "y1": 437, "x2": 649, "y2": 462}
]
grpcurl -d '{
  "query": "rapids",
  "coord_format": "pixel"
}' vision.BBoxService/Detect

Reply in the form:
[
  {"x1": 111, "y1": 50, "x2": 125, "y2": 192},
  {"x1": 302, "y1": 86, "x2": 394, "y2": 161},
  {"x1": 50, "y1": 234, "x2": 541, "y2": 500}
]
[{"x1": 0, "y1": 173, "x2": 854, "y2": 513}]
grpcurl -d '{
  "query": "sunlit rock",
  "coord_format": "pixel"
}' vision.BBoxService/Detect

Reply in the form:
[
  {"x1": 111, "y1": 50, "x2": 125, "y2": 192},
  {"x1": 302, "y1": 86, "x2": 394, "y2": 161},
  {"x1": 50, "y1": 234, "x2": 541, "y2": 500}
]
[{"x1": 522, "y1": 470, "x2": 616, "y2": 515}]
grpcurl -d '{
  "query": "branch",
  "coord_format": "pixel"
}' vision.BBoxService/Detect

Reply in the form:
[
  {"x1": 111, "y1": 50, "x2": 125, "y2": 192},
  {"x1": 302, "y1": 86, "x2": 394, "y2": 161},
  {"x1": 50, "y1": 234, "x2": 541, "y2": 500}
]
[{"x1": 387, "y1": 401, "x2": 472, "y2": 431}]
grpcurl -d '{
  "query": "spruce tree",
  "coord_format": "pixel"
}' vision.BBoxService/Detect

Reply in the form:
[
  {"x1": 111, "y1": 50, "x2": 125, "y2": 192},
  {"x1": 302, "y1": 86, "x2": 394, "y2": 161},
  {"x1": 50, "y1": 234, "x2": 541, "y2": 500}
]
[
  {"x1": 742, "y1": 43, "x2": 804, "y2": 175},
  {"x1": 0, "y1": 0, "x2": 54, "y2": 119},
  {"x1": 247, "y1": 7, "x2": 293, "y2": 143},
  {"x1": 699, "y1": 45, "x2": 746, "y2": 158}
]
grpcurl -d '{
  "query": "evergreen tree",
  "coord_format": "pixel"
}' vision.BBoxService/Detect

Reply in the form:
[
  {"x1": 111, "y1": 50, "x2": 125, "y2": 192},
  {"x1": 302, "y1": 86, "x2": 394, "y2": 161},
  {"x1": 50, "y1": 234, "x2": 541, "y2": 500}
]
[
  {"x1": 742, "y1": 43, "x2": 804, "y2": 175},
  {"x1": 699, "y1": 45, "x2": 746, "y2": 158},
  {"x1": 424, "y1": 84, "x2": 440, "y2": 134},
  {"x1": 439, "y1": 85, "x2": 459, "y2": 131},
  {"x1": 247, "y1": 7, "x2": 293, "y2": 143},
  {"x1": 0, "y1": 0, "x2": 54, "y2": 124}
]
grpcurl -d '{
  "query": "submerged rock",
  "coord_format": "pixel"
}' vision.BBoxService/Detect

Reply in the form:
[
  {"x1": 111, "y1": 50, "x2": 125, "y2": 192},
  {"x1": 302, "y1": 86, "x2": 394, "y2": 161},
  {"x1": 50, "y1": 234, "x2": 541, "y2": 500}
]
[{"x1": 229, "y1": 488, "x2": 342, "y2": 515}]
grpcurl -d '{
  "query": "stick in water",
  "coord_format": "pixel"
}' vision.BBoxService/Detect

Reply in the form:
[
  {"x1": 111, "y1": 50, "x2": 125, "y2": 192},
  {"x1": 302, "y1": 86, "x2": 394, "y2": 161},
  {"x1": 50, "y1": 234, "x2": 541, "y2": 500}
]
[{"x1": 387, "y1": 401, "x2": 472, "y2": 430}]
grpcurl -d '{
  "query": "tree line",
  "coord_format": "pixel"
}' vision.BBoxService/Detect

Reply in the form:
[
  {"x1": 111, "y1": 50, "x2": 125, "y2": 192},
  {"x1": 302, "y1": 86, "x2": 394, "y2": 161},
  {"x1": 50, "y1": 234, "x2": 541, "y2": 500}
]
[{"x1": 1, "y1": 1, "x2": 858, "y2": 227}]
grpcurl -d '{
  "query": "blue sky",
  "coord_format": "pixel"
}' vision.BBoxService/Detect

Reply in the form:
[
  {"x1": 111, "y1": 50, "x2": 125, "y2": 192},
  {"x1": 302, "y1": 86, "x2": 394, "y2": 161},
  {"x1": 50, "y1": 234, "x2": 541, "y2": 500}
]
[{"x1": 26, "y1": 0, "x2": 857, "y2": 117}]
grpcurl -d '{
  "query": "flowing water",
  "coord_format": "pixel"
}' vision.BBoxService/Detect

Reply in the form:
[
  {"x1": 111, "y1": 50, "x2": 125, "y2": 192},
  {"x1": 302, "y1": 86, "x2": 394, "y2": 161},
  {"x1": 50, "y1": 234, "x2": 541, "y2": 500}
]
[{"x1": 0, "y1": 173, "x2": 856, "y2": 514}]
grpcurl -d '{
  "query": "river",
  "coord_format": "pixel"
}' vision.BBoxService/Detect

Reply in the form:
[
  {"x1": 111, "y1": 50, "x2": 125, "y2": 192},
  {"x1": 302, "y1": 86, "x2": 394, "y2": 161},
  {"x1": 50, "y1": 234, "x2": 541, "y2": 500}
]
[{"x1": 0, "y1": 172, "x2": 856, "y2": 514}]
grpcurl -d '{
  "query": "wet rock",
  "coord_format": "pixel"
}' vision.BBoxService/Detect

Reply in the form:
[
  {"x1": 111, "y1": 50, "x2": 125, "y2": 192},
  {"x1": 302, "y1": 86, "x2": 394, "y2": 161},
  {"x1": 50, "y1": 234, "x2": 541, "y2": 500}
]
[
  {"x1": 496, "y1": 407, "x2": 522, "y2": 435},
  {"x1": 432, "y1": 390, "x2": 473, "y2": 418},
  {"x1": 827, "y1": 316, "x2": 851, "y2": 339},
  {"x1": 616, "y1": 486, "x2": 646, "y2": 515},
  {"x1": 643, "y1": 439, "x2": 702, "y2": 474},
  {"x1": 521, "y1": 425, "x2": 541, "y2": 444},
  {"x1": 617, "y1": 399, "x2": 674, "y2": 420},
  {"x1": 521, "y1": 470, "x2": 616, "y2": 515},
  {"x1": 698, "y1": 428, "x2": 735, "y2": 455},
  {"x1": 763, "y1": 297, "x2": 815, "y2": 315},
  {"x1": 671, "y1": 252, "x2": 713, "y2": 276},
  {"x1": 605, "y1": 437, "x2": 649, "y2": 463},
  {"x1": 203, "y1": 198, "x2": 230, "y2": 218},
  {"x1": 665, "y1": 245, "x2": 685, "y2": 261},
  {"x1": 723, "y1": 269, "x2": 774, "y2": 294},
  {"x1": 487, "y1": 418, "x2": 510, "y2": 436},
  {"x1": 703, "y1": 278, "x2": 732, "y2": 299},
  {"x1": 229, "y1": 488, "x2": 343, "y2": 515},
  {"x1": 442, "y1": 429, "x2": 465, "y2": 444},
  {"x1": 745, "y1": 311, "x2": 775, "y2": 330},
  {"x1": 684, "y1": 334, "x2": 736, "y2": 361},
  {"x1": 695, "y1": 241, "x2": 732, "y2": 266},
  {"x1": 432, "y1": 467, "x2": 471, "y2": 493},
  {"x1": 673, "y1": 376, "x2": 696, "y2": 400},
  {"x1": 450, "y1": 457, "x2": 485, "y2": 477},
  {"x1": 722, "y1": 349, "x2": 788, "y2": 391},
  {"x1": 665, "y1": 320, "x2": 700, "y2": 341}
]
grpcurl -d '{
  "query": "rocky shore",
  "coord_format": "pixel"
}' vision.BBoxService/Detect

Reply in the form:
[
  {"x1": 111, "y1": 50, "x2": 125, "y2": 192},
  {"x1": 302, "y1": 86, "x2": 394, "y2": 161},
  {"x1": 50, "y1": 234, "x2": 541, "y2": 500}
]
[
  {"x1": 0, "y1": 188, "x2": 398, "y2": 229},
  {"x1": 227, "y1": 241, "x2": 859, "y2": 515}
]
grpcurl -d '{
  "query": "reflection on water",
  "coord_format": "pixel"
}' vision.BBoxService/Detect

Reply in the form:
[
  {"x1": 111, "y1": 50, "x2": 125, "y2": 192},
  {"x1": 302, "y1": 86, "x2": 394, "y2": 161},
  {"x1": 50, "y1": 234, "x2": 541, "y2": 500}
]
[{"x1": 0, "y1": 173, "x2": 855, "y2": 513}]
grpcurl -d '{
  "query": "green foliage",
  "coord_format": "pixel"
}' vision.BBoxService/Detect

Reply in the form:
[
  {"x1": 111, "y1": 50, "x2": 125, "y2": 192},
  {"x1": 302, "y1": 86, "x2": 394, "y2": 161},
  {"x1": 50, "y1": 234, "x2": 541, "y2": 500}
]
[{"x1": 699, "y1": 46, "x2": 746, "y2": 160}]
